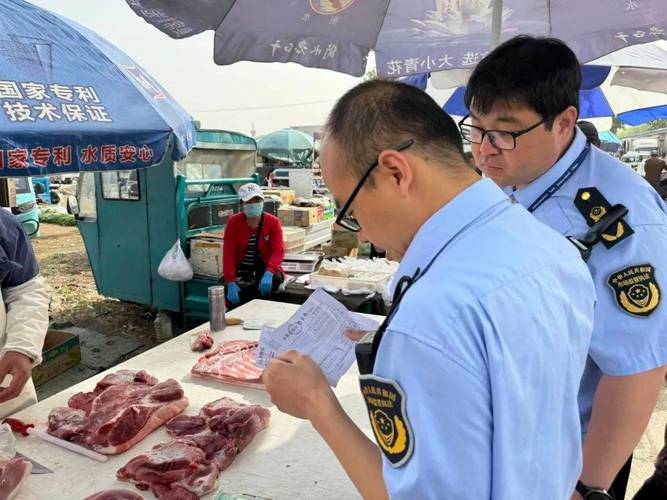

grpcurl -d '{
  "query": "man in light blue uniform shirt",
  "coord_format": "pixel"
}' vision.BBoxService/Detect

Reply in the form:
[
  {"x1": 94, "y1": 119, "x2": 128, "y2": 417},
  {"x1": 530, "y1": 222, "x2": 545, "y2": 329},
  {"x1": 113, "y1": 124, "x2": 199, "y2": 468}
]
[
  {"x1": 465, "y1": 35, "x2": 667, "y2": 500},
  {"x1": 263, "y1": 80, "x2": 595, "y2": 499}
]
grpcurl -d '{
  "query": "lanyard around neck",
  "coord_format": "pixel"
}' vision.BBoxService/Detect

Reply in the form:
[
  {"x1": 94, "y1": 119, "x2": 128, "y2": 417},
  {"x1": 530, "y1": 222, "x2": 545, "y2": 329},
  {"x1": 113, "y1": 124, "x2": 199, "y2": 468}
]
[{"x1": 526, "y1": 142, "x2": 591, "y2": 213}]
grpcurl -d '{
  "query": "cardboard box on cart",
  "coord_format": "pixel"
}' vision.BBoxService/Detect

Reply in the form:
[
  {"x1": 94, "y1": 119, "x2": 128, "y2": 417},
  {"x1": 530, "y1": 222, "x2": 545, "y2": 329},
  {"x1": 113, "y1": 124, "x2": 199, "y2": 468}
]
[
  {"x1": 189, "y1": 231, "x2": 225, "y2": 278},
  {"x1": 293, "y1": 207, "x2": 319, "y2": 227},
  {"x1": 31, "y1": 330, "x2": 81, "y2": 387},
  {"x1": 278, "y1": 207, "x2": 296, "y2": 226},
  {"x1": 262, "y1": 189, "x2": 296, "y2": 205}
]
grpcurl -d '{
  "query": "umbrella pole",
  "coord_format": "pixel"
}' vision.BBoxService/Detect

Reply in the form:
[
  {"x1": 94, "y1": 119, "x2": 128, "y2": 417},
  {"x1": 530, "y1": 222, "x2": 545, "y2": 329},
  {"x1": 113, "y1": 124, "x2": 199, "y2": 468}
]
[{"x1": 491, "y1": 0, "x2": 504, "y2": 48}]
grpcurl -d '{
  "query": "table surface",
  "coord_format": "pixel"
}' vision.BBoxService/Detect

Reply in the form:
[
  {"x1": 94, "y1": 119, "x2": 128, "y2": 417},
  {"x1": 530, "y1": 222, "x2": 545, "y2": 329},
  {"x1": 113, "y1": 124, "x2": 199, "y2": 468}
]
[{"x1": 13, "y1": 300, "x2": 382, "y2": 500}]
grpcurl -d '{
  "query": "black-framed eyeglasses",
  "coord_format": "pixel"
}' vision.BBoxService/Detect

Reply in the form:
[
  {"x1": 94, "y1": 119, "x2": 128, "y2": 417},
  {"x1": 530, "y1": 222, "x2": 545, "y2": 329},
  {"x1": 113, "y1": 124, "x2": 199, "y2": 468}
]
[
  {"x1": 335, "y1": 139, "x2": 414, "y2": 232},
  {"x1": 458, "y1": 114, "x2": 555, "y2": 151}
]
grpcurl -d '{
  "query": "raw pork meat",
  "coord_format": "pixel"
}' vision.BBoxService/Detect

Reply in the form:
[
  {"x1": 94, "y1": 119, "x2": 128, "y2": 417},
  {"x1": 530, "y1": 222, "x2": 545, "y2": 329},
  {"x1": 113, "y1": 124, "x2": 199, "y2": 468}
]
[
  {"x1": 117, "y1": 440, "x2": 217, "y2": 500},
  {"x1": 118, "y1": 397, "x2": 270, "y2": 499},
  {"x1": 0, "y1": 458, "x2": 31, "y2": 500},
  {"x1": 47, "y1": 370, "x2": 188, "y2": 454},
  {"x1": 84, "y1": 489, "x2": 144, "y2": 500},
  {"x1": 190, "y1": 331, "x2": 214, "y2": 352},
  {"x1": 191, "y1": 340, "x2": 263, "y2": 389},
  {"x1": 167, "y1": 397, "x2": 270, "y2": 471}
]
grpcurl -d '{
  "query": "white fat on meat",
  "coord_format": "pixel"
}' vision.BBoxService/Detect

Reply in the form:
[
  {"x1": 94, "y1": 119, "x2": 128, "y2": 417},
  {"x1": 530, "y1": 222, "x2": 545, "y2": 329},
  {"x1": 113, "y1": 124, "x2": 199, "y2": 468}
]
[
  {"x1": 191, "y1": 340, "x2": 263, "y2": 388},
  {"x1": 47, "y1": 370, "x2": 188, "y2": 454}
]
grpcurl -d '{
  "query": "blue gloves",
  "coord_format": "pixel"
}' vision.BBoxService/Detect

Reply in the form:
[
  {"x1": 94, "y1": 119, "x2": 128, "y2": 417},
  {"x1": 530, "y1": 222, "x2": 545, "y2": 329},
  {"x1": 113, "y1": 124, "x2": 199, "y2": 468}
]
[
  {"x1": 227, "y1": 282, "x2": 241, "y2": 305},
  {"x1": 258, "y1": 271, "x2": 274, "y2": 297}
]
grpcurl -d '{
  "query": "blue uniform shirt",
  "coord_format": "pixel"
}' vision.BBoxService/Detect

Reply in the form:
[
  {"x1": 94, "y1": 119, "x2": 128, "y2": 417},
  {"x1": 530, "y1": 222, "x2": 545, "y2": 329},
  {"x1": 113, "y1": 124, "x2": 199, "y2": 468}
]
[
  {"x1": 372, "y1": 179, "x2": 595, "y2": 499},
  {"x1": 506, "y1": 128, "x2": 667, "y2": 434}
]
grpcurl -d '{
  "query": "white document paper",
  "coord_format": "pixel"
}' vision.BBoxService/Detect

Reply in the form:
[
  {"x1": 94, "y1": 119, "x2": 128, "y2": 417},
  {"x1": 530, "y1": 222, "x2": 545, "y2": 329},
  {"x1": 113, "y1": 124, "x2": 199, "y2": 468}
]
[{"x1": 255, "y1": 288, "x2": 379, "y2": 386}]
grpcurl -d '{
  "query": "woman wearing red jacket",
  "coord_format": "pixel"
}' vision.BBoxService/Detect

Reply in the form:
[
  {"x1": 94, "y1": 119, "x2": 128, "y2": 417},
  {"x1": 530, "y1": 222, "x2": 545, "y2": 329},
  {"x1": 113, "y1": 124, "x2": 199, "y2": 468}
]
[{"x1": 223, "y1": 183, "x2": 285, "y2": 307}]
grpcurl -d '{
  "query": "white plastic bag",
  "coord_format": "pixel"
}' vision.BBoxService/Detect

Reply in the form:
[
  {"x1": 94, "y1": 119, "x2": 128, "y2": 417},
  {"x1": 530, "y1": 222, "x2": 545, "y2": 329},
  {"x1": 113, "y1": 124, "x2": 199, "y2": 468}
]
[
  {"x1": 0, "y1": 423, "x2": 16, "y2": 460},
  {"x1": 158, "y1": 241, "x2": 193, "y2": 282}
]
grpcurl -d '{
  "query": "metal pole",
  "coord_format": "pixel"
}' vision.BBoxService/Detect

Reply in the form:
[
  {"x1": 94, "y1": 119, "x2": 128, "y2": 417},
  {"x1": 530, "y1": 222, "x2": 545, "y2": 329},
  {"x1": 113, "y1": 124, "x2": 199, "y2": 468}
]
[{"x1": 491, "y1": 0, "x2": 504, "y2": 49}]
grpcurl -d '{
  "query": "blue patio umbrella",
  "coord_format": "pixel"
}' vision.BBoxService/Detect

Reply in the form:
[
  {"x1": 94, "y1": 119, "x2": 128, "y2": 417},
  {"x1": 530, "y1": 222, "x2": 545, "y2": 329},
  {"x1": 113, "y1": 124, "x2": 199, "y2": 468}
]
[
  {"x1": 126, "y1": 1, "x2": 666, "y2": 78},
  {"x1": 0, "y1": 0, "x2": 196, "y2": 177},
  {"x1": 436, "y1": 81, "x2": 667, "y2": 126},
  {"x1": 402, "y1": 42, "x2": 667, "y2": 127}
]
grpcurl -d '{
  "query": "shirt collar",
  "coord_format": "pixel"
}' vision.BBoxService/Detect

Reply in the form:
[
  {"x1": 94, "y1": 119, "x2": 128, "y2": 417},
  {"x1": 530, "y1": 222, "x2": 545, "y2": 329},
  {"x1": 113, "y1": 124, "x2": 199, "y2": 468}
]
[
  {"x1": 395, "y1": 178, "x2": 510, "y2": 290},
  {"x1": 504, "y1": 128, "x2": 587, "y2": 207}
]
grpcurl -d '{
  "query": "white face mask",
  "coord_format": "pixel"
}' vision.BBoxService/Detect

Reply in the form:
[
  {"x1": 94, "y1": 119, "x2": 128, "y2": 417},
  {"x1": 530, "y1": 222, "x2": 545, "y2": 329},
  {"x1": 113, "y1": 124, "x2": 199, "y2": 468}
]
[{"x1": 243, "y1": 202, "x2": 263, "y2": 218}]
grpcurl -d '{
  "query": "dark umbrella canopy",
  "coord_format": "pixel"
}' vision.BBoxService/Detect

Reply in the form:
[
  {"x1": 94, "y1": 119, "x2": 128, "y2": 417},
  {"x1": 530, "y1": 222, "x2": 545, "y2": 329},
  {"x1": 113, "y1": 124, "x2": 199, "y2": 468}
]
[{"x1": 127, "y1": 0, "x2": 666, "y2": 78}]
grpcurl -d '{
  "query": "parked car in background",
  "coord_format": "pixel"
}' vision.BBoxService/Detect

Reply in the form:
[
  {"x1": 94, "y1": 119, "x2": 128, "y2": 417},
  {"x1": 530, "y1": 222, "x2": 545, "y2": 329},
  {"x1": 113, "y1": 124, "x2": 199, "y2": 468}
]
[{"x1": 620, "y1": 151, "x2": 648, "y2": 176}]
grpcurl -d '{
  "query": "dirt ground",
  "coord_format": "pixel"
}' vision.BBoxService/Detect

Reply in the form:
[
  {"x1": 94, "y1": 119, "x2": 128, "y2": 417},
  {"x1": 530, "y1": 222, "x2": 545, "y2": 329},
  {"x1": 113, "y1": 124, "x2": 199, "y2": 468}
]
[
  {"x1": 32, "y1": 223, "x2": 159, "y2": 343},
  {"x1": 29, "y1": 223, "x2": 666, "y2": 496}
]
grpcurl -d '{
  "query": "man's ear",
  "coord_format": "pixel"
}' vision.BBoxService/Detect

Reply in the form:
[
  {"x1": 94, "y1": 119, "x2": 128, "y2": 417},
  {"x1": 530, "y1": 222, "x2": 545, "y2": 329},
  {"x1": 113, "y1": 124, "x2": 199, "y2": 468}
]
[
  {"x1": 377, "y1": 150, "x2": 413, "y2": 198},
  {"x1": 556, "y1": 106, "x2": 578, "y2": 137}
]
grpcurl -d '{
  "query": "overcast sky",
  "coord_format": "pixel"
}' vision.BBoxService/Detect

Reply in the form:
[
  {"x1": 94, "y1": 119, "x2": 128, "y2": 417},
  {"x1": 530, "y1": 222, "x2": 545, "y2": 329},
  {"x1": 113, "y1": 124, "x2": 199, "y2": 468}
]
[{"x1": 29, "y1": 0, "x2": 366, "y2": 137}]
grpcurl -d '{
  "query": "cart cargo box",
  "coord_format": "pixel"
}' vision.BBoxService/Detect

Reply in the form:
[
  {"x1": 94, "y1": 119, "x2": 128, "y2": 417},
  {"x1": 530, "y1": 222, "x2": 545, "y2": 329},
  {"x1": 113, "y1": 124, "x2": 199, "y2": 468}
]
[
  {"x1": 32, "y1": 330, "x2": 81, "y2": 387},
  {"x1": 293, "y1": 207, "x2": 319, "y2": 227},
  {"x1": 189, "y1": 234, "x2": 224, "y2": 278},
  {"x1": 70, "y1": 127, "x2": 260, "y2": 327},
  {"x1": 278, "y1": 207, "x2": 295, "y2": 226},
  {"x1": 262, "y1": 189, "x2": 295, "y2": 204}
]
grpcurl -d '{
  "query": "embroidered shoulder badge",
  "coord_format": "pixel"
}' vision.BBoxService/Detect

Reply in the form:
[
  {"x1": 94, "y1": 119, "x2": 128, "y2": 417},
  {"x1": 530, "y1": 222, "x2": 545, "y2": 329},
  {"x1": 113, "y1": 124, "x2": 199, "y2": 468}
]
[
  {"x1": 359, "y1": 375, "x2": 414, "y2": 468},
  {"x1": 607, "y1": 264, "x2": 661, "y2": 317},
  {"x1": 574, "y1": 188, "x2": 634, "y2": 249}
]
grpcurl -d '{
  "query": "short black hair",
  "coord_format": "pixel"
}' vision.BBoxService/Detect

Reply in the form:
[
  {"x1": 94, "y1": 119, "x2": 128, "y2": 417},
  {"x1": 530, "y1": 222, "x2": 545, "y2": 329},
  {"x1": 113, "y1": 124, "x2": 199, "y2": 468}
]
[
  {"x1": 465, "y1": 35, "x2": 580, "y2": 129},
  {"x1": 577, "y1": 121, "x2": 601, "y2": 146},
  {"x1": 325, "y1": 80, "x2": 466, "y2": 184}
]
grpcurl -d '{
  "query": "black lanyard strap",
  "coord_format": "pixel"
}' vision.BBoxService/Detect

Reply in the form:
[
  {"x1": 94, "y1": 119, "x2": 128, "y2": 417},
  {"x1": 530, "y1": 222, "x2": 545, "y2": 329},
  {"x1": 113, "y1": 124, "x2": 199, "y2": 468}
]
[
  {"x1": 527, "y1": 142, "x2": 591, "y2": 213},
  {"x1": 369, "y1": 269, "x2": 421, "y2": 358}
]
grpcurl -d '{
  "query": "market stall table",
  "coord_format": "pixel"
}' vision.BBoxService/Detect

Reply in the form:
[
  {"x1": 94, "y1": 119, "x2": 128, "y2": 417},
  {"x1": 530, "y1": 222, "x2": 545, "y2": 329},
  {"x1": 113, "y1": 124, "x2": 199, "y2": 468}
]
[{"x1": 12, "y1": 300, "x2": 383, "y2": 500}]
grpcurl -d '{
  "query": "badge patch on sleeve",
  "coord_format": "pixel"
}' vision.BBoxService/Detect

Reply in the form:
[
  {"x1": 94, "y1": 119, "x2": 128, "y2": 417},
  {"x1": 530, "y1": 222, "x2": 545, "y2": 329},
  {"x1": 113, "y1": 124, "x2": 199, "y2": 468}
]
[
  {"x1": 359, "y1": 375, "x2": 414, "y2": 468},
  {"x1": 607, "y1": 264, "x2": 661, "y2": 317}
]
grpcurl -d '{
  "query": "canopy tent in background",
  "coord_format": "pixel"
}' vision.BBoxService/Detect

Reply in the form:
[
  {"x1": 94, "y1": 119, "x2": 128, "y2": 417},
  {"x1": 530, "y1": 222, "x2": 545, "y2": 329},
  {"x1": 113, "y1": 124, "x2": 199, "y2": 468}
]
[
  {"x1": 598, "y1": 130, "x2": 622, "y2": 153},
  {"x1": 599, "y1": 130, "x2": 621, "y2": 145},
  {"x1": 257, "y1": 128, "x2": 316, "y2": 167},
  {"x1": 0, "y1": 0, "x2": 196, "y2": 177}
]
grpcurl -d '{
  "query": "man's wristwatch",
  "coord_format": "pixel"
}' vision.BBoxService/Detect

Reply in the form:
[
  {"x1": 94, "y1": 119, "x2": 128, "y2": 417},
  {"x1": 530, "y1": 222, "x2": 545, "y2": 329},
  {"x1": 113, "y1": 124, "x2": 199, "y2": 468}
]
[{"x1": 576, "y1": 480, "x2": 615, "y2": 500}]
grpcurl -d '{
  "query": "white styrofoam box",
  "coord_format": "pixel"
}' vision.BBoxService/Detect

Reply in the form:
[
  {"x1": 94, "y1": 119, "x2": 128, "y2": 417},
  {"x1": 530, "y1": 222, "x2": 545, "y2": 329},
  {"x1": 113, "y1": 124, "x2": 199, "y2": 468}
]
[
  {"x1": 189, "y1": 238, "x2": 223, "y2": 278},
  {"x1": 309, "y1": 271, "x2": 393, "y2": 292}
]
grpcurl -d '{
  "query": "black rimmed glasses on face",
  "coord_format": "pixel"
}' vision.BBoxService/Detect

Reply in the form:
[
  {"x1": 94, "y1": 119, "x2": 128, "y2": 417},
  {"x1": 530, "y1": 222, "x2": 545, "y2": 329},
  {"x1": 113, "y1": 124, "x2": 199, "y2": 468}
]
[
  {"x1": 458, "y1": 114, "x2": 555, "y2": 151},
  {"x1": 334, "y1": 139, "x2": 414, "y2": 232}
]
